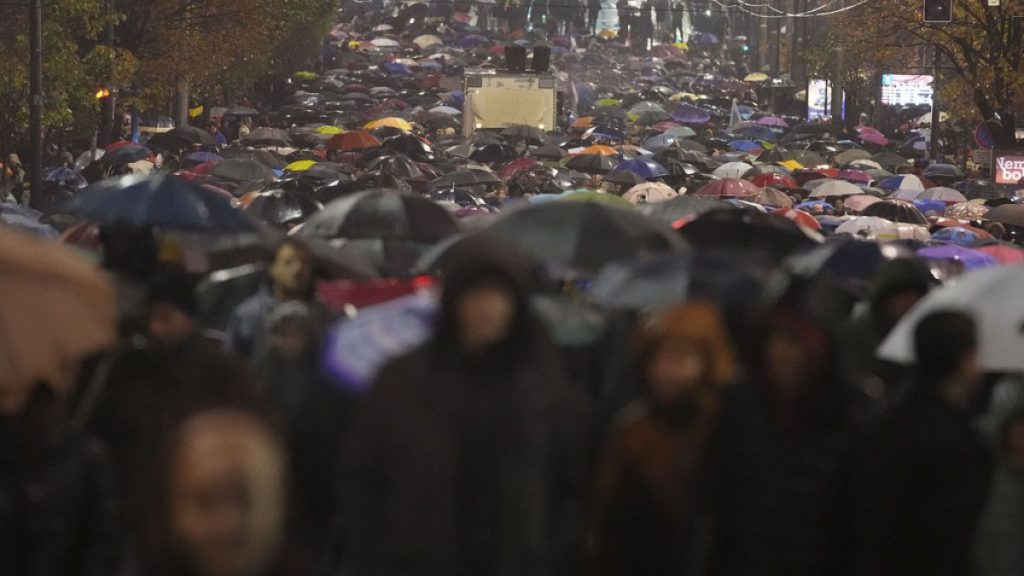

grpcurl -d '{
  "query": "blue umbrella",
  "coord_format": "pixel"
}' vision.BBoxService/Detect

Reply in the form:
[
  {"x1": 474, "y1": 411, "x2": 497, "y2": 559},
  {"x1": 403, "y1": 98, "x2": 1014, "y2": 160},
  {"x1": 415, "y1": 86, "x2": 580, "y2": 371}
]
[
  {"x1": 670, "y1": 103, "x2": 711, "y2": 125},
  {"x1": 381, "y1": 62, "x2": 412, "y2": 75},
  {"x1": 613, "y1": 157, "x2": 670, "y2": 179},
  {"x1": 0, "y1": 203, "x2": 58, "y2": 239},
  {"x1": 56, "y1": 173, "x2": 259, "y2": 233},
  {"x1": 458, "y1": 34, "x2": 489, "y2": 48},
  {"x1": 728, "y1": 140, "x2": 762, "y2": 152},
  {"x1": 692, "y1": 32, "x2": 720, "y2": 44},
  {"x1": 737, "y1": 105, "x2": 755, "y2": 121},
  {"x1": 591, "y1": 252, "x2": 693, "y2": 311},
  {"x1": 42, "y1": 166, "x2": 88, "y2": 189},
  {"x1": 930, "y1": 226, "x2": 985, "y2": 247},
  {"x1": 732, "y1": 125, "x2": 778, "y2": 142},
  {"x1": 185, "y1": 151, "x2": 223, "y2": 164},
  {"x1": 644, "y1": 133, "x2": 677, "y2": 150},
  {"x1": 795, "y1": 200, "x2": 836, "y2": 214},
  {"x1": 912, "y1": 198, "x2": 946, "y2": 216},
  {"x1": 916, "y1": 244, "x2": 997, "y2": 269},
  {"x1": 586, "y1": 125, "x2": 628, "y2": 141}
]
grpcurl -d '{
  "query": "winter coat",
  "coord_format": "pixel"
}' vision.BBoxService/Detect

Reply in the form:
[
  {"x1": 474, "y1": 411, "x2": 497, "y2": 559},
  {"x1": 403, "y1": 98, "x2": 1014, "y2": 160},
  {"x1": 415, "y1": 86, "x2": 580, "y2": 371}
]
[
  {"x1": 708, "y1": 379, "x2": 864, "y2": 576},
  {"x1": 859, "y1": 387, "x2": 992, "y2": 576},
  {"x1": 225, "y1": 287, "x2": 332, "y2": 363},
  {"x1": 347, "y1": 243, "x2": 591, "y2": 576},
  {"x1": 590, "y1": 402, "x2": 715, "y2": 576},
  {"x1": 0, "y1": 395, "x2": 121, "y2": 576}
]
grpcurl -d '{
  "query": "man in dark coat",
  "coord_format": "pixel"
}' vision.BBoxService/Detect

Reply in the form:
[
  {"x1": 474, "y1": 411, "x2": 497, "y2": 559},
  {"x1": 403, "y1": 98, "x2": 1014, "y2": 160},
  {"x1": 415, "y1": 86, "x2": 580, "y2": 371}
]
[
  {"x1": 858, "y1": 311, "x2": 992, "y2": 576},
  {"x1": 347, "y1": 239, "x2": 591, "y2": 576}
]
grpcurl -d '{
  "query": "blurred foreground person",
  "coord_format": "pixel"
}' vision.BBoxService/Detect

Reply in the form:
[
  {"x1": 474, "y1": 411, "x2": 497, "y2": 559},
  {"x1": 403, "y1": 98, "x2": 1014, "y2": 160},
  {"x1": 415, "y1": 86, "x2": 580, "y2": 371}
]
[
  {"x1": 347, "y1": 241, "x2": 591, "y2": 576},
  {"x1": 859, "y1": 311, "x2": 991, "y2": 576},
  {"x1": 146, "y1": 409, "x2": 289, "y2": 576},
  {"x1": 974, "y1": 377, "x2": 1024, "y2": 576},
  {"x1": 709, "y1": 306, "x2": 865, "y2": 576},
  {"x1": 82, "y1": 274, "x2": 258, "y2": 536},
  {"x1": 590, "y1": 301, "x2": 736, "y2": 576},
  {"x1": 0, "y1": 382, "x2": 121, "y2": 576}
]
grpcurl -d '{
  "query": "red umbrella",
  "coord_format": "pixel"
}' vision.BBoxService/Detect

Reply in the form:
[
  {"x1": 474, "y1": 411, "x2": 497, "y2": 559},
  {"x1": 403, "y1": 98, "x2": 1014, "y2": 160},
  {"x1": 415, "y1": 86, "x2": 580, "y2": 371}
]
[
  {"x1": 750, "y1": 172, "x2": 798, "y2": 190},
  {"x1": 976, "y1": 244, "x2": 1024, "y2": 264},
  {"x1": 497, "y1": 157, "x2": 541, "y2": 179},
  {"x1": 653, "y1": 121, "x2": 682, "y2": 132},
  {"x1": 838, "y1": 169, "x2": 873, "y2": 184},
  {"x1": 327, "y1": 130, "x2": 382, "y2": 151},
  {"x1": 771, "y1": 208, "x2": 822, "y2": 230},
  {"x1": 489, "y1": 45, "x2": 506, "y2": 54},
  {"x1": 105, "y1": 140, "x2": 135, "y2": 152},
  {"x1": 694, "y1": 178, "x2": 761, "y2": 198}
]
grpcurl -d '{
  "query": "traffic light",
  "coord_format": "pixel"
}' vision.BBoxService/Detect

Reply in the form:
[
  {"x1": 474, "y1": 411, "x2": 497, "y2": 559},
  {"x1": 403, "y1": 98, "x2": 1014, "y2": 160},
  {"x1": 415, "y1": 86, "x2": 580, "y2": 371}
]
[
  {"x1": 95, "y1": 87, "x2": 111, "y2": 100},
  {"x1": 923, "y1": 0, "x2": 952, "y2": 23}
]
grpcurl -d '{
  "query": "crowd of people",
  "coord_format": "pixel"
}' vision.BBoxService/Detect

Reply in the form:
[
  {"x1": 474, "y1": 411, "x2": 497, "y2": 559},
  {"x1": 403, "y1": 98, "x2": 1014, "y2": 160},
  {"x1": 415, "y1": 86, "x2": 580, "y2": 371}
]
[{"x1": 3, "y1": 2, "x2": 1024, "y2": 576}]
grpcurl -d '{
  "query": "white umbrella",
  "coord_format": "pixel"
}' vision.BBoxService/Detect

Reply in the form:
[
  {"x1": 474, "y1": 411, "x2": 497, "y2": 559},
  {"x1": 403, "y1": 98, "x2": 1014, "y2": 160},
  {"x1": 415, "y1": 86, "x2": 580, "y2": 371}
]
[
  {"x1": 370, "y1": 38, "x2": 400, "y2": 48},
  {"x1": 835, "y1": 216, "x2": 930, "y2": 242},
  {"x1": 918, "y1": 186, "x2": 968, "y2": 203},
  {"x1": 847, "y1": 159, "x2": 883, "y2": 170},
  {"x1": 712, "y1": 161, "x2": 753, "y2": 180},
  {"x1": 623, "y1": 182, "x2": 678, "y2": 204},
  {"x1": 894, "y1": 173, "x2": 926, "y2": 191},
  {"x1": 844, "y1": 194, "x2": 882, "y2": 213},
  {"x1": 413, "y1": 34, "x2": 443, "y2": 49},
  {"x1": 809, "y1": 180, "x2": 862, "y2": 198},
  {"x1": 890, "y1": 188, "x2": 923, "y2": 201},
  {"x1": 878, "y1": 266, "x2": 1024, "y2": 372}
]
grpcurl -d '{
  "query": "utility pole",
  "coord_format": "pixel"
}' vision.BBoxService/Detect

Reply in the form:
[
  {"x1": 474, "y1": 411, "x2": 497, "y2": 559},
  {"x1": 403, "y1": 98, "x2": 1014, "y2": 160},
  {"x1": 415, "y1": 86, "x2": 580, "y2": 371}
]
[
  {"x1": 929, "y1": 44, "x2": 942, "y2": 160},
  {"x1": 28, "y1": 0, "x2": 43, "y2": 210}
]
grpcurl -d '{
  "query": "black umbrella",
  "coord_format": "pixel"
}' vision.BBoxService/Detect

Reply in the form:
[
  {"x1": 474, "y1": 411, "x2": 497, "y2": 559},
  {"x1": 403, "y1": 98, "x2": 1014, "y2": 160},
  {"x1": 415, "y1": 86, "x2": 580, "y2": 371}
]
[
  {"x1": 860, "y1": 200, "x2": 929, "y2": 225},
  {"x1": 637, "y1": 195, "x2": 732, "y2": 224},
  {"x1": 100, "y1": 145, "x2": 152, "y2": 166},
  {"x1": 351, "y1": 171, "x2": 414, "y2": 194},
  {"x1": 299, "y1": 164, "x2": 354, "y2": 188},
  {"x1": 366, "y1": 155, "x2": 427, "y2": 181},
  {"x1": 678, "y1": 209, "x2": 821, "y2": 262},
  {"x1": 870, "y1": 152, "x2": 911, "y2": 171},
  {"x1": 531, "y1": 144, "x2": 567, "y2": 160},
  {"x1": 209, "y1": 158, "x2": 278, "y2": 182},
  {"x1": 501, "y1": 124, "x2": 546, "y2": 142},
  {"x1": 603, "y1": 170, "x2": 647, "y2": 186},
  {"x1": 673, "y1": 139, "x2": 709, "y2": 153},
  {"x1": 242, "y1": 127, "x2": 292, "y2": 147},
  {"x1": 429, "y1": 169, "x2": 502, "y2": 190},
  {"x1": 471, "y1": 131, "x2": 506, "y2": 146},
  {"x1": 298, "y1": 189, "x2": 458, "y2": 243},
  {"x1": 487, "y1": 201, "x2": 685, "y2": 273},
  {"x1": 146, "y1": 126, "x2": 216, "y2": 150},
  {"x1": 382, "y1": 134, "x2": 435, "y2": 161},
  {"x1": 470, "y1": 143, "x2": 519, "y2": 164},
  {"x1": 225, "y1": 106, "x2": 259, "y2": 117},
  {"x1": 220, "y1": 148, "x2": 286, "y2": 169},
  {"x1": 633, "y1": 110, "x2": 672, "y2": 125},
  {"x1": 243, "y1": 188, "x2": 322, "y2": 230},
  {"x1": 662, "y1": 159, "x2": 700, "y2": 177},
  {"x1": 983, "y1": 203, "x2": 1024, "y2": 227},
  {"x1": 953, "y1": 178, "x2": 1008, "y2": 201},
  {"x1": 565, "y1": 153, "x2": 616, "y2": 174}
]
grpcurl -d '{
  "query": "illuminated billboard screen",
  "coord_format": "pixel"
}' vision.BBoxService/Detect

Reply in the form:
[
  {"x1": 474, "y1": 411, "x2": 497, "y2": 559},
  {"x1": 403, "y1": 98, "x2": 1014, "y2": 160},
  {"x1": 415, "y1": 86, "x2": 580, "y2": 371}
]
[
  {"x1": 991, "y1": 148, "x2": 1024, "y2": 185},
  {"x1": 807, "y1": 79, "x2": 830, "y2": 120},
  {"x1": 880, "y1": 74, "x2": 934, "y2": 107}
]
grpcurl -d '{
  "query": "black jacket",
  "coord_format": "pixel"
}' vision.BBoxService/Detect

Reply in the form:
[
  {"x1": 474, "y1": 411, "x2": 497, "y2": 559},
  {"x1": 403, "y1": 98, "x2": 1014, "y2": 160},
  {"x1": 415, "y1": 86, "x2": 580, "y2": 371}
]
[{"x1": 858, "y1": 388, "x2": 992, "y2": 576}]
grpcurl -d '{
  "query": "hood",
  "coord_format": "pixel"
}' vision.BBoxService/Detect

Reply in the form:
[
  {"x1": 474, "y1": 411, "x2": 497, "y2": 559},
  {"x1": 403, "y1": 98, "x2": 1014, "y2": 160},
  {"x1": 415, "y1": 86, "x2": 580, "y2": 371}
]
[{"x1": 870, "y1": 257, "x2": 933, "y2": 316}]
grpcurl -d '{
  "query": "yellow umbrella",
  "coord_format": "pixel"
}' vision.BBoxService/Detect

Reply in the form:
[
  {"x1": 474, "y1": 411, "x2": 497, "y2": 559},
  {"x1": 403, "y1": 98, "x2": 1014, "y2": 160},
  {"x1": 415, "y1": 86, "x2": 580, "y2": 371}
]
[
  {"x1": 669, "y1": 92, "x2": 703, "y2": 102},
  {"x1": 316, "y1": 125, "x2": 344, "y2": 135},
  {"x1": 744, "y1": 72, "x2": 769, "y2": 82},
  {"x1": 674, "y1": 42, "x2": 688, "y2": 50},
  {"x1": 580, "y1": 145, "x2": 618, "y2": 156},
  {"x1": 598, "y1": 29, "x2": 617, "y2": 39},
  {"x1": 778, "y1": 160, "x2": 804, "y2": 171},
  {"x1": 571, "y1": 116, "x2": 595, "y2": 129},
  {"x1": 285, "y1": 160, "x2": 318, "y2": 172},
  {"x1": 365, "y1": 117, "x2": 413, "y2": 132}
]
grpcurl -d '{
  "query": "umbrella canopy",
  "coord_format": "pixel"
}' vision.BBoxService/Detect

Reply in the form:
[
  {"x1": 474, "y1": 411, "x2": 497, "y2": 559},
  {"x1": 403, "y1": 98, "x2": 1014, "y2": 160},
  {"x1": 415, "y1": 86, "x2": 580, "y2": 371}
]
[
  {"x1": 565, "y1": 153, "x2": 616, "y2": 174},
  {"x1": 243, "y1": 188, "x2": 322, "y2": 230},
  {"x1": 835, "y1": 216, "x2": 930, "y2": 242},
  {"x1": 299, "y1": 190, "x2": 458, "y2": 243},
  {"x1": 750, "y1": 172, "x2": 798, "y2": 190},
  {"x1": 771, "y1": 208, "x2": 822, "y2": 230},
  {"x1": 242, "y1": 127, "x2": 292, "y2": 147},
  {"x1": 918, "y1": 186, "x2": 967, "y2": 203},
  {"x1": 878, "y1": 266, "x2": 1024, "y2": 371},
  {"x1": 860, "y1": 200, "x2": 929, "y2": 225},
  {"x1": 975, "y1": 244, "x2": 1024, "y2": 264},
  {"x1": 0, "y1": 227, "x2": 116, "y2": 392},
  {"x1": 670, "y1": 103, "x2": 712, "y2": 124},
  {"x1": 210, "y1": 158, "x2": 279, "y2": 181},
  {"x1": 834, "y1": 149, "x2": 872, "y2": 166},
  {"x1": 590, "y1": 252, "x2": 692, "y2": 311},
  {"x1": 146, "y1": 125, "x2": 216, "y2": 150},
  {"x1": 930, "y1": 226, "x2": 989, "y2": 247},
  {"x1": 637, "y1": 195, "x2": 731, "y2": 224},
  {"x1": 878, "y1": 174, "x2": 926, "y2": 192},
  {"x1": 413, "y1": 34, "x2": 443, "y2": 48},
  {"x1": 42, "y1": 166, "x2": 88, "y2": 189},
  {"x1": 501, "y1": 124, "x2": 546, "y2": 142},
  {"x1": 328, "y1": 130, "x2": 382, "y2": 151},
  {"x1": 603, "y1": 170, "x2": 647, "y2": 187},
  {"x1": 983, "y1": 204, "x2": 1024, "y2": 227},
  {"x1": 622, "y1": 182, "x2": 678, "y2": 204},
  {"x1": 808, "y1": 180, "x2": 863, "y2": 198},
  {"x1": 713, "y1": 161, "x2": 754, "y2": 180},
  {"x1": 694, "y1": 178, "x2": 761, "y2": 199},
  {"x1": 752, "y1": 187, "x2": 795, "y2": 208},
  {"x1": 944, "y1": 202, "x2": 990, "y2": 221},
  {"x1": 57, "y1": 173, "x2": 259, "y2": 233},
  {"x1": 917, "y1": 244, "x2": 998, "y2": 270},
  {"x1": 613, "y1": 157, "x2": 669, "y2": 179},
  {"x1": 845, "y1": 194, "x2": 882, "y2": 213},
  {"x1": 365, "y1": 117, "x2": 413, "y2": 132},
  {"x1": 954, "y1": 179, "x2": 1007, "y2": 201},
  {"x1": 430, "y1": 169, "x2": 503, "y2": 190},
  {"x1": 487, "y1": 202, "x2": 684, "y2": 273},
  {"x1": 677, "y1": 209, "x2": 821, "y2": 261},
  {"x1": 100, "y1": 144, "x2": 152, "y2": 166}
]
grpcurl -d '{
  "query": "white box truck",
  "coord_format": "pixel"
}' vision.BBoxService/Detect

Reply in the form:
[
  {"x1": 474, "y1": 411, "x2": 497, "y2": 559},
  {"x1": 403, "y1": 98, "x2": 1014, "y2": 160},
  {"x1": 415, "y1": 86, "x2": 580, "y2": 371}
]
[{"x1": 462, "y1": 70, "x2": 558, "y2": 137}]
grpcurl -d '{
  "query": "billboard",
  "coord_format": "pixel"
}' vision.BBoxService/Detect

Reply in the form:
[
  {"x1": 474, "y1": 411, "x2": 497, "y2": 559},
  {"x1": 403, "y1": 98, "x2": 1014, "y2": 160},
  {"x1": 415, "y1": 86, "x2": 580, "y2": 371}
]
[
  {"x1": 880, "y1": 74, "x2": 934, "y2": 107},
  {"x1": 807, "y1": 79, "x2": 831, "y2": 120},
  {"x1": 991, "y1": 148, "x2": 1024, "y2": 185}
]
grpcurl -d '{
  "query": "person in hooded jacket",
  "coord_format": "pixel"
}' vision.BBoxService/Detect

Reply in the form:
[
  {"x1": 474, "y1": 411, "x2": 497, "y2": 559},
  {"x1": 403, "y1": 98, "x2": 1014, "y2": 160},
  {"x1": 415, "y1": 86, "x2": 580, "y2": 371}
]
[
  {"x1": 708, "y1": 305, "x2": 866, "y2": 576},
  {"x1": 346, "y1": 238, "x2": 591, "y2": 576},
  {"x1": 590, "y1": 301, "x2": 736, "y2": 576}
]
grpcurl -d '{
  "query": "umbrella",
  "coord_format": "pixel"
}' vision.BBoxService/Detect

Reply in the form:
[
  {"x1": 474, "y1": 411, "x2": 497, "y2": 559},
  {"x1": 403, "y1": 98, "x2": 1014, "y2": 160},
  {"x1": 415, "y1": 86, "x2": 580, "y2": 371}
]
[
  {"x1": 501, "y1": 124, "x2": 546, "y2": 142},
  {"x1": 728, "y1": 140, "x2": 763, "y2": 153},
  {"x1": 752, "y1": 187, "x2": 795, "y2": 208},
  {"x1": 384, "y1": 134, "x2": 435, "y2": 160},
  {"x1": 497, "y1": 158, "x2": 542, "y2": 179},
  {"x1": 756, "y1": 116, "x2": 789, "y2": 129},
  {"x1": 591, "y1": 252, "x2": 692, "y2": 311},
  {"x1": 146, "y1": 126, "x2": 216, "y2": 149},
  {"x1": 860, "y1": 200, "x2": 929, "y2": 225},
  {"x1": 918, "y1": 186, "x2": 967, "y2": 203},
  {"x1": 56, "y1": 173, "x2": 258, "y2": 233},
  {"x1": 744, "y1": 72, "x2": 769, "y2": 82},
  {"x1": 365, "y1": 117, "x2": 413, "y2": 132},
  {"x1": 916, "y1": 245, "x2": 998, "y2": 270},
  {"x1": 0, "y1": 227, "x2": 116, "y2": 392},
  {"x1": 243, "y1": 188, "x2": 323, "y2": 230},
  {"x1": 242, "y1": 127, "x2": 292, "y2": 147},
  {"x1": 487, "y1": 202, "x2": 684, "y2": 273},
  {"x1": 871, "y1": 152, "x2": 911, "y2": 171},
  {"x1": 878, "y1": 266, "x2": 1024, "y2": 371},
  {"x1": 713, "y1": 162, "x2": 754, "y2": 180},
  {"x1": 469, "y1": 143, "x2": 518, "y2": 164},
  {"x1": 930, "y1": 226, "x2": 988, "y2": 247},
  {"x1": 210, "y1": 158, "x2": 279, "y2": 182},
  {"x1": 912, "y1": 198, "x2": 947, "y2": 217},
  {"x1": 413, "y1": 34, "x2": 443, "y2": 48},
  {"x1": 42, "y1": 166, "x2": 88, "y2": 189},
  {"x1": 285, "y1": 160, "x2": 318, "y2": 172},
  {"x1": 771, "y1": 208, "x2": 821, "y2": 230},
  {"x1": 732, "y1": 125, "x2": 778, "y2": 142},
  {"x1": 430, "y1": 169, "x2": 502, "y2": 190},
  {"x1": 833, "y1": 149, "x2": 873, "y2": 167},
  {"x1": 299, "y1": 190, "x2": 458, "y2": 243},
  {"x1": 695, "y1": 178, "x2": 761, "y2": 199},
  {"x1": 835, "y1": 216, "x2": 930, "y2": 242},
  {"x1": 603, "y1": 170, "x2": 647, "y2": 186},
  {"x1": 677, "y1": 209, "x2": 821, "y2": 261},
  {"x1": 983, "y1": 204, "x2": 1024, "y2": 227},
  {"x1": 532, "y1": 144, "x2": 567, "y2": 160},
  {"x1": 837, "y1": 169, "x2": 873, "y2": 184},
  {"x1": 944, "y1": 202, "x2": 990, "y2": 221},
  {"x1": 923, "y1": 163, "x2": 964, "y2": 179},
  {"x1": 809, "y1": 180, "x2": 863, "y2": 198},
  {"x1": 878, "y1": 174, "x2": 926, "y2": 192},
  {"x1": 622, "y1": 182, "x2": 678, "y2": 204},
  {"x1": 220, "y1": 148, "x2": 287, "y2": 169},
  {"x1": 954, "y1": 179, "x2": 1007, "y2": 201},
  {"x1": 328, "y1": 130, "x2": 381, "y2": 151},
  {"x1": 579, "y1": 144, "x2": 619, "y2": 156},
  {"x1": 613, "y1": 157, "x2": 669, "y2": 179},
  {"x1": 845, "y1": 194, "x2": 882, "y2": 213},
  {"x1": 670, "y1": 103, "x2": 712, "y2": 124},
  {"x1": 638, "y1": 195, "x2": 731, "y2": 225},
  {"x1": 784, "y1": 240, "x2": 886, "y2": 296},
  {"x1": 975, "y1": 244, "x2": 1024, "y2": 264},
  {"x1": 100, "y1": 144, "x2": 152, "y2": 166},
  {"x1": 750, "y1": 173, "x2": 798, "y2": 190},
  {"x1": 185, "y1": 151, "x2": 223, "y2": 164},
  {"x1": 565, "y1": 153, "x2": 616, "y2": 174}
]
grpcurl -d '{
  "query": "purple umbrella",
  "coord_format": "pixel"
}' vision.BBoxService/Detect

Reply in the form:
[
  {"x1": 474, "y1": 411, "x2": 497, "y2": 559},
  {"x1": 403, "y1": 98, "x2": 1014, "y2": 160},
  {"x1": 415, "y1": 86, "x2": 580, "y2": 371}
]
[
  {"x1": 670, "y1": 103, "x2": 711, "y2": 125},
  {"x1": 916, "y1": 245, "x2": 998, "y2": 270},
  {"x1": 756, "y1": 116, "x2": 789, "y2": 128}
]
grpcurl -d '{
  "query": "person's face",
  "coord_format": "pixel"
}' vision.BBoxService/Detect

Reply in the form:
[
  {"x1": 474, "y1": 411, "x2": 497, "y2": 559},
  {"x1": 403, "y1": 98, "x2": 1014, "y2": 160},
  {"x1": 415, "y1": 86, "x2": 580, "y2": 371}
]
[
  {"x1": 169, "y1": 421, "x2": 284, "y2": 576},
  {"x1": 882, "y1": 290, "x2": 925, "y2": 325},
  {"x1": 647, "y1": 340, "x2": 705, "y2": 405},
  {"x1": 456, "y1": 282, "x2": 517, "y2": 352},
  {"x1": 148, "y1": 303, "x2": 195, "y2": 349},
  {"x1": 269, "y1": 244, "x2": 313, "y2": 298},
  {"x1": 208, "y1": 125, "x2": 219, "y2": 134},
  {"x1": 764, "y1": 330, "x2": 810, "y2": 396}
]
